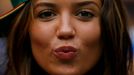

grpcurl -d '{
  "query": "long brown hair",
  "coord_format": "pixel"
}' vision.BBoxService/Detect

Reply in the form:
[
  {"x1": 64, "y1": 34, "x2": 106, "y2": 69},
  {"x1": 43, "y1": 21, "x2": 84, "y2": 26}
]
[
  {"x1": 100, "y1": 0, "x2": 133, "y2": 75},
  {"x1": 6, "y1": 0, "x2": 133, "y2": 75},
  {"x1": 6, "y1": 1, "x2": 32, "y2": 75}
]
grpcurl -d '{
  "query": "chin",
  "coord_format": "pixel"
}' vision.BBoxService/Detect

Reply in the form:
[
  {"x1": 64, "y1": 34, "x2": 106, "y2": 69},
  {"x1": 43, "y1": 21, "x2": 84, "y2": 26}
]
[
  {"x1": 49, "y1": 70, "x2": 84, "y2": 75},
  {"x1": 46, "y1": 66, "x2": 86, "y2": 75}
]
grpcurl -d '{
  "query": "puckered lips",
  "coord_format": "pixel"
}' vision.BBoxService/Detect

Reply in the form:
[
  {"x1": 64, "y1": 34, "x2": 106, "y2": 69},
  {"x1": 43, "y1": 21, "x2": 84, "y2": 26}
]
[{"x1": 53, "y1": 46, "x2": 77, "y2": 61}]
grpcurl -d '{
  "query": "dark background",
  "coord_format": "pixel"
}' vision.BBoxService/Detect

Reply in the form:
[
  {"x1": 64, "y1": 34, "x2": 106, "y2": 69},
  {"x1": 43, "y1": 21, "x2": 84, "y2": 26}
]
[{"x1": 124, "y1": 0, "x2": 134, "y2": 25}]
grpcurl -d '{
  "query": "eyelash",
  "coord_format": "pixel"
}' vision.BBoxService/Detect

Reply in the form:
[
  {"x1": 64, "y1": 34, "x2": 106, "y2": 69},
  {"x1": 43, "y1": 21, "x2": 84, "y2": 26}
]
[
  {"x1": 37, "y1": 9, "x2": 57, "y2": 21},
  {"x1": 37, "y1": 9, "x2": 95, "y2": 21},
  {"x1": 75, "y1": 9, "x2": 95, "y2": 21}
]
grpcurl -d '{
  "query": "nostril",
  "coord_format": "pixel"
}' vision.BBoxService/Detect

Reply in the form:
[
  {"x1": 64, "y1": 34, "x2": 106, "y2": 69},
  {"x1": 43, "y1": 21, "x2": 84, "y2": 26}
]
[{"x1": 58, "y1": 34, "x2": 74, "y2": 40}]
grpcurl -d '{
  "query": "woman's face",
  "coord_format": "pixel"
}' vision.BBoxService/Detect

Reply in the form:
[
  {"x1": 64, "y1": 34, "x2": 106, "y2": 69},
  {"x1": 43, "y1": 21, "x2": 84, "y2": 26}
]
[{"x1": 30, "y1": 0, "x2": 102, "y2": 75}]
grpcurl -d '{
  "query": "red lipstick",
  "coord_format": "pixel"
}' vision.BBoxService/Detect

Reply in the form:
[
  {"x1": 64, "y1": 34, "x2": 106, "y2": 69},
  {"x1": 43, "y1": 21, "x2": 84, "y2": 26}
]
[{"x1": 53, "y1": 46, "x2": 77, "y2": 61}]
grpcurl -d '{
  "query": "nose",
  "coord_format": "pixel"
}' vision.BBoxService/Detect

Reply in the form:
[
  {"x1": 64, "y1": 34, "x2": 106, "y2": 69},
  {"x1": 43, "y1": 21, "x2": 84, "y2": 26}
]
[{"x1": 56, "y1": 12, "x2": 75, "y2": 40}]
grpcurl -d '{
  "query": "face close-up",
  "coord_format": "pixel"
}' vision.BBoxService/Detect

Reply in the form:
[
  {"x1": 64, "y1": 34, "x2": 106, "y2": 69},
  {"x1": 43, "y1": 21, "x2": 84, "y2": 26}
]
[{"x1": 29, "y1": 0, "x2": 102, "y2": 75}]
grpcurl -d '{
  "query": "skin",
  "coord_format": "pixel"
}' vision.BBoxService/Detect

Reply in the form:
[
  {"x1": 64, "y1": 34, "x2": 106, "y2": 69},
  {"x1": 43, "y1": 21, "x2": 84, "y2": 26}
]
[{"x1": 29, "y1": 0, "x2": 102, "y2": 75}]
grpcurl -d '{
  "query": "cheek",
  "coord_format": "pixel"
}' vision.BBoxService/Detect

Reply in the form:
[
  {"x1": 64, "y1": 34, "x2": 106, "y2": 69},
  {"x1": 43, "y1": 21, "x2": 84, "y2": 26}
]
[
  {"x1": 29, "y1": 21, "x2": 56, "y2": 49},
  {"x1": 74, "y1": 18, "x2": 102, "y2": 72},
  {"x1": 76, "y1": 18, "x2": 101, "y2": 46},
  {"x1": 29, "y1": 21, "x2": 57, "y2": 70},
  {"x1": 29, "y1": 21, "x2": 56, "y2": 62}
]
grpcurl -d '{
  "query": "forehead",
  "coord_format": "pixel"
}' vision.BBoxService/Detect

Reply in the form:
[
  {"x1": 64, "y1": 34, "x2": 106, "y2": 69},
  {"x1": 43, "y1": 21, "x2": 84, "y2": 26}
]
[{"x1": 33, "y1": 0, "x2": 101, "y2": 7}]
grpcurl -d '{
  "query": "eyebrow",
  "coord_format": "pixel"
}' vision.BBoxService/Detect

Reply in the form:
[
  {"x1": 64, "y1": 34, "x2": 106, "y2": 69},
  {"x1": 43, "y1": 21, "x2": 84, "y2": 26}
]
[
  {"x1": 34, "y1": 2, "x2": 57, "y2": 9},
  {"x1": 34, "y1": 1, "x2": 100, "y2": 9},
  {"x1": 73, "y1": 1, "x2": 100, "y2": 8}
]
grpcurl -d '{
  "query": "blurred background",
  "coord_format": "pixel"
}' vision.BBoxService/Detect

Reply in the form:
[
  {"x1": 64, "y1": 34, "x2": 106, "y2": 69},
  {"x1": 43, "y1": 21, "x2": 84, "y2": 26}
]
[
  {"x1": 124, "y1": 0, "x2": 134, "y2": 55},
  {"x1": 124, "y1": 0, "x2": 134, "y2": 25}
]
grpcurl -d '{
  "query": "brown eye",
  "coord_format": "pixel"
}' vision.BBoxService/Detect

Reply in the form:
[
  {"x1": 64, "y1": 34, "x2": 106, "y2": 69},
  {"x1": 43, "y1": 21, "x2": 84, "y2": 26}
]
[
  {"x1": 77, "y1": 11, "x2": 93, "y2": 18},
  {"x1": 75, "y1": 9, "x2": 94, "y2": 21},
  {"x1": 38, "y1": 9, "x2": 56, "y2": 20}
]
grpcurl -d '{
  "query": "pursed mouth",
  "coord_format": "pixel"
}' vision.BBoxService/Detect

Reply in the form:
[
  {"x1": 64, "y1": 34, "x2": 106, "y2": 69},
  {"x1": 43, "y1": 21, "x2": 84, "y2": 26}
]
[{"x1": 53, "y1": 46, "x2": 77, "y2": 61}]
